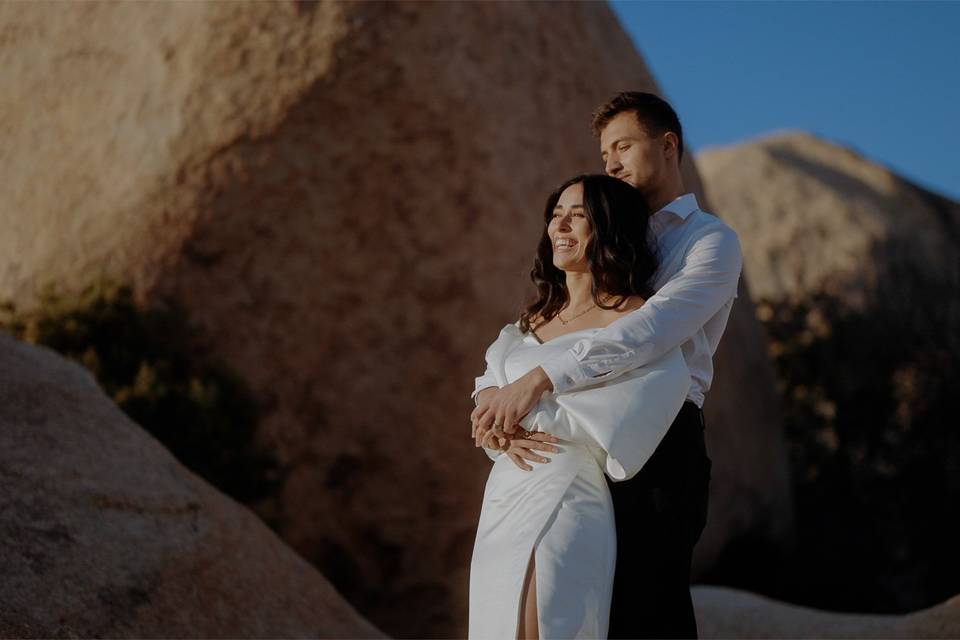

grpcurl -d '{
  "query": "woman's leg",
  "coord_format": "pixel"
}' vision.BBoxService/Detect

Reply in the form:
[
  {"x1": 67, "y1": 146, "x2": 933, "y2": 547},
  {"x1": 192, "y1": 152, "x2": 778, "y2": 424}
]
[{"x1": 517, "y1": 547, "x2": 540, "y2": 639}]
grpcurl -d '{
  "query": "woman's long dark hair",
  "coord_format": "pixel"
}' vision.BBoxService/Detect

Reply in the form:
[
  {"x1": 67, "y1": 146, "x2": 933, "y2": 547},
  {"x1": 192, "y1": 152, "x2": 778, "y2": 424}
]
[{"x1": 518, "y1": 174, "x2": 659, "y2": 332}]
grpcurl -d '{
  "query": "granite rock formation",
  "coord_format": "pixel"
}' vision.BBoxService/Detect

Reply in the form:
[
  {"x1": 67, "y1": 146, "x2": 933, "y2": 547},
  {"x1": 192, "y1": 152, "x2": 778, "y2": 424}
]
[
  {"x1": 0, "y1": 331, "x2": 383, "y2": 638},
  {"x1": 1, "y1": 2, "x2": 791, "y2": 635},
  {"x1": 697, "y1": 134, "x2": 960, "y2": 610},
  {"x1": 694, "y1": 585, "x2": 960, "y2": 639},
  {"x1": 697, "y1": 131, "x2": 960, "y2": 309}
]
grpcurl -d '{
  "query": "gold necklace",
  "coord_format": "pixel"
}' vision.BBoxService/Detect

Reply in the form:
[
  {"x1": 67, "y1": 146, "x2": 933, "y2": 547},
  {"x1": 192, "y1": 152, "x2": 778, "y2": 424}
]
[
  {"x1": 558, "y1": 300, "x2": 598, "y2": 324},
  {"x1": 558, "y1": 295, "x2": 616, "y2": 324}
]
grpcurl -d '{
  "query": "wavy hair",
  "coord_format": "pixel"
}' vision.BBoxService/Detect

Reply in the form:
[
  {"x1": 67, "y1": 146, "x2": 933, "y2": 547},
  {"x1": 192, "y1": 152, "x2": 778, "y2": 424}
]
[{"x1": 518, "y1": 174, "x2": 659, "y2": 333}]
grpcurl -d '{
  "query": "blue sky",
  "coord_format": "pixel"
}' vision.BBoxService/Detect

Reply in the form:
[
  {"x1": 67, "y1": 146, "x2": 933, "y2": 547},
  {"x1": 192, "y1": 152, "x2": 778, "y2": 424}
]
[{"x1": 609, "y1": 1, "x2": 960, "y2": 200}]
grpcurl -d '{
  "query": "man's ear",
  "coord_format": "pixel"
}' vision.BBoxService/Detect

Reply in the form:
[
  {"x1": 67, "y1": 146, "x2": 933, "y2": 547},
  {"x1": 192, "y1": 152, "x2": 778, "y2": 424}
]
[{"x1": 662, "y1": 132, "x2": 679, "y2": 160}]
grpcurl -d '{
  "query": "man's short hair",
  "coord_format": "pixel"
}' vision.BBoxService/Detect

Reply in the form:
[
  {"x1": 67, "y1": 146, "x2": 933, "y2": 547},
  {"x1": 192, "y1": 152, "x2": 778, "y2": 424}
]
[{"x1": 591, "y1": 92, "x2": 684, "y2": 162}]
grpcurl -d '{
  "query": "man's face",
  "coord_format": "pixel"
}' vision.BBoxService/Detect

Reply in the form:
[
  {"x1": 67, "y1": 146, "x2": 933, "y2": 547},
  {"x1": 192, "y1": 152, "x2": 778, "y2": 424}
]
[{"x1": 599, "y1": 111, "x2": 672, "y2": 193}]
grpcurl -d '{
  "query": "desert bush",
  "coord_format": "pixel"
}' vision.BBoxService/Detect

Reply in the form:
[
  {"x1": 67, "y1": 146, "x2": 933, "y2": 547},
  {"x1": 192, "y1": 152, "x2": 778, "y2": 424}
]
[
  {"x1": 1, "y1": 281, "x2": 281, "y2": 511},
  {"x1": 708, "y1": 267, "x2": 960, "y2": 612}
]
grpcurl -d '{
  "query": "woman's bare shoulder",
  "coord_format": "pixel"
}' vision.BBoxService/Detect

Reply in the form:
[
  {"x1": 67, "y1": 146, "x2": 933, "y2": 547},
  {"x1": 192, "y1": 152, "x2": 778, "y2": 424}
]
[
  {"x1": 611, "y1": 295, "x2": 646, "y2": 314},
  {"x1": 528, "y1": 310, "x2": 549, "y2": 328}
]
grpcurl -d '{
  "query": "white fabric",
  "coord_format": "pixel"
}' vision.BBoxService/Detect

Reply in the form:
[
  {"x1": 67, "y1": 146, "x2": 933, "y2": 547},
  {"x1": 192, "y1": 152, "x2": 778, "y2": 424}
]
[
  {"x1": 468, "y1": 323, "x2": 690, "y2": 639},
  {"x1": 473, "y1": 193, "x2": 741, "y2": 408}
]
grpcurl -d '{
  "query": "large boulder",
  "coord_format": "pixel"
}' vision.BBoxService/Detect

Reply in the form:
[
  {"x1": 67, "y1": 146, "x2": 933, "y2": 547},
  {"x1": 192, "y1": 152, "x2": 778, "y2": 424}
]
[
  {"x1": 0, "y1": 331, "x2": 383, "y2": 638},
  {"x1": 697, "y1": 134, "x2": 960, "y2": 610},
  {"x1": 0, "y1": 2, "x2": 791, "y2": 635},
  {"x1": 697, "y1": 131, "x2": 960, "y2": 308},
  {"x1": 694, "y1": 585, "x2": 960, "y2": 639}
]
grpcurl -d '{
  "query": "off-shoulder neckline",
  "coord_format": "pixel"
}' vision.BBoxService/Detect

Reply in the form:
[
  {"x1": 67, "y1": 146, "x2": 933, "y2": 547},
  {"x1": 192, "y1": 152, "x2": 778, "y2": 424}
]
[{"x1": 526, "y1": 326, "x2": 603, "y2": 346}]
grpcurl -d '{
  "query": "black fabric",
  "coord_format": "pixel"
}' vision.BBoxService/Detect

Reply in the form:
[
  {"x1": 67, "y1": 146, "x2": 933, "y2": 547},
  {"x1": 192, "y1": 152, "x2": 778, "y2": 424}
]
[{"x1": 605, "y1": 401, "x2": 712, "y2": 639}]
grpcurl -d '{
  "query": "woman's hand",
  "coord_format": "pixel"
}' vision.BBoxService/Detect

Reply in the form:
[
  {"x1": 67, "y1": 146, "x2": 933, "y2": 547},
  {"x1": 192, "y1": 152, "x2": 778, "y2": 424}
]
[{"x1": 485, "y1": 429, "x2": 562, "y2": 471}]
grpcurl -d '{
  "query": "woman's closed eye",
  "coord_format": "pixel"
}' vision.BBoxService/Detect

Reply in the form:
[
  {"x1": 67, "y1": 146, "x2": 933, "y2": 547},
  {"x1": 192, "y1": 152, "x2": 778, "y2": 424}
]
[{"x1": 550, "y1": 209, "x2": 585, "y2": 223}]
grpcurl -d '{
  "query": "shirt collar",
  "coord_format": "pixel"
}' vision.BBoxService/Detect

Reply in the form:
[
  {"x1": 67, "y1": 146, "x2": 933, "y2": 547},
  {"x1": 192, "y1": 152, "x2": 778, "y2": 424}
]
[{"x1": 654, "y1": 193, "x2": 699, "y2": 220}]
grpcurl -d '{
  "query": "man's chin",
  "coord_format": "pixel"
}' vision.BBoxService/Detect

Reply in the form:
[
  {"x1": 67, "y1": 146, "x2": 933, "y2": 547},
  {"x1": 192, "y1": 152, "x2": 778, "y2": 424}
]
[{"x1": 618, "y1": 174, "x2": 640, "y2": 188}]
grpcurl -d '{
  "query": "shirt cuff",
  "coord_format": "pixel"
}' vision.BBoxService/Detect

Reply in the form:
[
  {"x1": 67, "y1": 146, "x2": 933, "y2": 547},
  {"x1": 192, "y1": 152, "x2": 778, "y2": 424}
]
[
  {"x1": 471, "y1": 385, "x2": 498, "y2": 405},
  {"x1": 539, "y1": 349, "x2": 583, "y2": 395}
]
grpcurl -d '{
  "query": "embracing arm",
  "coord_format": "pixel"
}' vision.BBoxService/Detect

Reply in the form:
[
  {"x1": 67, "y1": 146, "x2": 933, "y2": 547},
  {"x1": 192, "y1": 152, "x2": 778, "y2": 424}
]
[
  {"x1": 470, "y1": 363, "x2": 504, "y2": 460},
  {"x1": 539, "y1": 223, "x2": 742, "y2": 394},
  {"x1": 520, "y1": 348, "x2": 691, "y2": 481},
  {"x1": 471, "y1": 326, "x2": 560, "y2": 465},
  {"x1": 472, "y1": 371, "x2": 499, "y2": 405}
]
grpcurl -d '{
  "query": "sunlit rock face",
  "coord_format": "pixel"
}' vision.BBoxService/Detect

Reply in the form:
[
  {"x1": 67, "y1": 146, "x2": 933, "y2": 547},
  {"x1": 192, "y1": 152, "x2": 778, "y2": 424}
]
[
  {"x1": 698, "y1": 134, "x2": 960, "y2": 611},
  {"x1": 694, "y1": 586, "x2": 960, "y2": 639},
  {"x1": 1, "y1": 2, "x2": 790, "y2": 635},
  {"x1": 0, "y1": 331, "x2": 383, "y2": 639},
  {"x1": 697, "y1": 131, "x2": 960, "y2": 310}
]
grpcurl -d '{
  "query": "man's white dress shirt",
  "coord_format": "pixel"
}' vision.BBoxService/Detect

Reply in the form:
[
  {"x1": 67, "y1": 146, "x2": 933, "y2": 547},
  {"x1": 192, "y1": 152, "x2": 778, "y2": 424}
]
[{"x1": 473, "y1": 193, "x2": 742, "y2": 408}]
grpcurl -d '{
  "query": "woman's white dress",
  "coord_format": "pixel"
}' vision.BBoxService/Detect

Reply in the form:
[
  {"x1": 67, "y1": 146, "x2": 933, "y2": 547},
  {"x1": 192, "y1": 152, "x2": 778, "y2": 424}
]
[{"x1": 468, "y1": 323, "x2": 691, "y2": 639}]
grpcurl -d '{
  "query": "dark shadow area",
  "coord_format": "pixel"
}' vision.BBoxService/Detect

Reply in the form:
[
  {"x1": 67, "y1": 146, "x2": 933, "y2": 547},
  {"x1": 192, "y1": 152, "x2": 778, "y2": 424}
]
[
  {"x1": 702, "y1": 260, "x2": 960, "y2": 613},
  {"x1": 0, "y1": 282, "x2": 283, "y2": 525}
]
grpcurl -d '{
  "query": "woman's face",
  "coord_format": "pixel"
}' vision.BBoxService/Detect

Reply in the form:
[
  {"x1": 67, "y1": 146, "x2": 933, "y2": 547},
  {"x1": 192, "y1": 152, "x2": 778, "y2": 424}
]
[{"x1": 548, "y1": 182, "x2": 591, "y2": 272}]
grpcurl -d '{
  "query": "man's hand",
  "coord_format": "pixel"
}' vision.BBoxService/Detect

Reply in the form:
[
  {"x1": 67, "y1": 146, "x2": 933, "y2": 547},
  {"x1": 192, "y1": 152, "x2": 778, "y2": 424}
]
[
  {"x1": 471, "y1": 367, "x2": 554, "y2": 442},
  {"x1": 471, "y1": 387, "x2": 501, "y2": 446}
]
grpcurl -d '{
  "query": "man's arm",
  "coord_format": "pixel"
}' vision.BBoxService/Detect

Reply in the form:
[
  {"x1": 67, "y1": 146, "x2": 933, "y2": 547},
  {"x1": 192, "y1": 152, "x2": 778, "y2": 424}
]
[
  {"x1": 539, "y1": 223, "x2": 742, "y2": 394},
  {"x1": 474, "y1": 222, "x2": 741, "y2": 437},
  {"x1": 472, "y1": 371, "x2": 499, "y2": 405}
]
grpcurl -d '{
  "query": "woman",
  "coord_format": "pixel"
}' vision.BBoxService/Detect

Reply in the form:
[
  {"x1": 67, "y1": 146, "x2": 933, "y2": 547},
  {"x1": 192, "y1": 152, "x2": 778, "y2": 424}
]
[{"x1": 468, "y1": 175, "x2": 691, "y2": 639}]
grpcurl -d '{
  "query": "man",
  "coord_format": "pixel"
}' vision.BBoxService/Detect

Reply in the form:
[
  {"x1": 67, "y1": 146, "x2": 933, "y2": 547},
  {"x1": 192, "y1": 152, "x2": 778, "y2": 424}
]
[{"x1": 471, "y1": 91, "x2": 742, "y2": 638}]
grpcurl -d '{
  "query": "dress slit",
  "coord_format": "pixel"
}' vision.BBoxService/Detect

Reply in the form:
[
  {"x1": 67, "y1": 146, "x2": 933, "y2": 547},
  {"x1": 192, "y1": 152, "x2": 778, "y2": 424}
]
[
  {"x1": 469, "y1": 434, "x2": 596, "y2": 639},
  {"x1": 516, "y1": 545, "x2": 540, "y2": 639},
  {"x1": 514, "y1": 490, "x2": 564, "y2": 639}
]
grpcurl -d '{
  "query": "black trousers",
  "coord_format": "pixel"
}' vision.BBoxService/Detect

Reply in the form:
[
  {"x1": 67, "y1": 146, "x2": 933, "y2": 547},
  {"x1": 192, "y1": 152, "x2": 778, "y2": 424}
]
[{"x1": 605, "y1": 401, "x2": 712, "y2": 639}]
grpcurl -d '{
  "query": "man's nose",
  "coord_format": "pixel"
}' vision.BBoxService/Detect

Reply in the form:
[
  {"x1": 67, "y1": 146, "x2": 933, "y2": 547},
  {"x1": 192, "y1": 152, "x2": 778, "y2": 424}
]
[{"x1": 605, "y1": 153, "x2": 621, "y2": 176}]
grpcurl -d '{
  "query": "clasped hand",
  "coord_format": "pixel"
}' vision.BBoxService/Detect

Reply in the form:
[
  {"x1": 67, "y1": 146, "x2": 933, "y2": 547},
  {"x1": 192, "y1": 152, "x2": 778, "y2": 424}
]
[{"x1": 470, "y1": 370, "x2": 560, "y2": 471}]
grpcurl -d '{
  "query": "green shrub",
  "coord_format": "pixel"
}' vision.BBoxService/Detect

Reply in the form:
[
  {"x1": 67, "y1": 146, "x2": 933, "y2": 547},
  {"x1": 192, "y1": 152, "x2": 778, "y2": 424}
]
[
  {"x1": 1, "y1": 281, "x2": 281, "y2": 509},
  {"x1": 706, "y1": 269, "x2": 960, "y2": 613}
]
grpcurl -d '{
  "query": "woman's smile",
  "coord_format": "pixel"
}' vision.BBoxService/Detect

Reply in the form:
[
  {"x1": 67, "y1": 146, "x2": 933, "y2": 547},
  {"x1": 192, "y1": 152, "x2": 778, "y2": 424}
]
[{"x1": 548, "y1": 182, "x2": 591, "y2": 269}]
